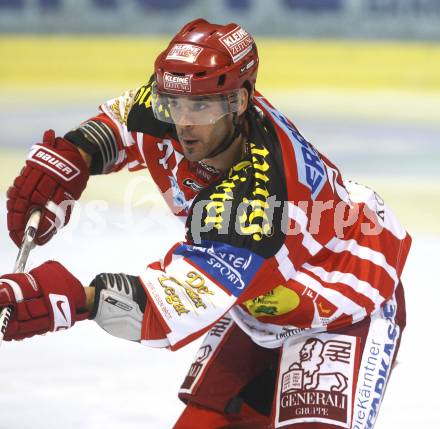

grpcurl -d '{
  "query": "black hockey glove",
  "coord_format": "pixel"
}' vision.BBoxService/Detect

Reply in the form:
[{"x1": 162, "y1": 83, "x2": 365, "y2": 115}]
[{"x1": 89, "y1": 273, "x2": 147, "y2": 341}]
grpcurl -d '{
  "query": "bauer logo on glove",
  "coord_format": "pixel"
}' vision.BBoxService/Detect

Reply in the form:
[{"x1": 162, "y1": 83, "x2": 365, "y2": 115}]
[
  {"x1": 6, "y1": 129, "x2": 89, "y2": 247},
  {"x1": 28, "y1": 145, "x2": 81, "y2": 181}
]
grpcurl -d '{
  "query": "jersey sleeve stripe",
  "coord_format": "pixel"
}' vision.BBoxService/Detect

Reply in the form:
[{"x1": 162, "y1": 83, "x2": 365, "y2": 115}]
[
  {"x1": 314, "y1": 251, "x2": 396, "y2": 300},
  {"x1": 325, "y1": 237, "x2": 399, "y2": 284},
  {"x1": 287, "y1": 202, "x2": 323, "y2": 255},
  {"x1": 275, "y1": 244, "x2": 297, "y2": 280},
  {"x1": 302, "y1": 263, "x2": 384, "y2": 311}
]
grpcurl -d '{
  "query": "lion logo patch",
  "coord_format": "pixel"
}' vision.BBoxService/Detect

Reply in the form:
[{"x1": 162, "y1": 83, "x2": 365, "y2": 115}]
[{"x1": 276, "y1": 334, "x2": 358, "y2": 428}]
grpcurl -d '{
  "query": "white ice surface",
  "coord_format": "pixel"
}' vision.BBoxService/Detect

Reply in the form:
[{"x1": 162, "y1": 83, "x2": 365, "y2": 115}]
[{"x1": 0, "y1": 201, "x2": 438, "y2": 429}]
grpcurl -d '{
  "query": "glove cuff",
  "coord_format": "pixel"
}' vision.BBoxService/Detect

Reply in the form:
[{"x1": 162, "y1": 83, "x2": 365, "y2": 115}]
[
  {"x1": 88, "y1": 273, "x2": 147, "y2": 342},
  {"x1": 31, "y1": 261, "x2": 88, "y2": 331}
]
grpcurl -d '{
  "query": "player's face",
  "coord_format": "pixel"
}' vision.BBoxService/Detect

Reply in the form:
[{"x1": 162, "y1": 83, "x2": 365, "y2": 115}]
[
  {"x1": 175, "y1": 113, "x2": 234, "y2": 162},
  {"x1": 174, "y1": 88, "x2": 248, "y2": 162}
]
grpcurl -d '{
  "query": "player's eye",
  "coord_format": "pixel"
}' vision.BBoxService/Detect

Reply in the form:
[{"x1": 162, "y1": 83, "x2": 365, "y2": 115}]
[
  {"x1": 169, "y1": 99, "x2": 180, "y2": 109},
  {"x1": 191, "y1": 100, "x2": 210, "y2": 112},
  {"x1": 191, "y1": 102, "x2": 208, "y2": 112}
]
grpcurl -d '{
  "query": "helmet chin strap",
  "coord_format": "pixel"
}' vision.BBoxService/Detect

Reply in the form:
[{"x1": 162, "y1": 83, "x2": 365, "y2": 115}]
[{"x1": 204, "y1": 113, "x2": 241, "y2": 159}]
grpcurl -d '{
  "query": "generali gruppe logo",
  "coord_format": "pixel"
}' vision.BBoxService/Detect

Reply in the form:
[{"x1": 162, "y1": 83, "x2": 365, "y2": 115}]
[
  {"x1": 219, "y1": 26, "x2": 254, "y2": 63},
  {"x1": 277, "y1": 336, "x2": 357, "y2": 428},
  {"x1": 163, "y1": 72, "x2": 192, "y2": 92}
]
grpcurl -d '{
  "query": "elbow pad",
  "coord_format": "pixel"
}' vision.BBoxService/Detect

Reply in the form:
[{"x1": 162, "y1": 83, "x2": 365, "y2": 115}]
[
  {"x1": 65, "y1": 119, "x2": 119, "y2": 175},
  {"x1": 89, "y1": 273, "x2": 147, "y2": 342}
]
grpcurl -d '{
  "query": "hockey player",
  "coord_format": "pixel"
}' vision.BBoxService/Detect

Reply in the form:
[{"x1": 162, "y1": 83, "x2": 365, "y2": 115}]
[{"x1": 1, "y1": 19, "x2": 411, "y2": 428}]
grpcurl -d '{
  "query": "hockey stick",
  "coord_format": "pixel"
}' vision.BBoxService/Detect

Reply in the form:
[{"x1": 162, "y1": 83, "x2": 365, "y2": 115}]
[{"x1": 0, "y1": 210, "x2": 41, "y2": 344}]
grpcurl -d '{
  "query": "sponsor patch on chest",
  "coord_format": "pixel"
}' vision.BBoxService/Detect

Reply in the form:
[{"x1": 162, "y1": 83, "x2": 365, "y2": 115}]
[{"x1": 174, "y1": 241, "x2": 264, "y2": 297}]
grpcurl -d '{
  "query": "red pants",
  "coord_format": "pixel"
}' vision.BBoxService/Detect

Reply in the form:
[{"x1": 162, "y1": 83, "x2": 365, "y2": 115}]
[
  {"x1": 174, "y1": 284, "x2": 406, "y2": 429},
  {"x1": 174, "y1": 402, "x2": 269, "y2": 429}
]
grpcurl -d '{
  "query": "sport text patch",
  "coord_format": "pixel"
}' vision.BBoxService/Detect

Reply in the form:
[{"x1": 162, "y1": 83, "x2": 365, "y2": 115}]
[{"x1": 175, "y1": 241, "x2": 264, "y2": 297}]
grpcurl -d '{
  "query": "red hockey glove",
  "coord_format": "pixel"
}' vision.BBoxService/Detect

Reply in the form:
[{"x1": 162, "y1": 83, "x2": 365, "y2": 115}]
[
  {"x1": 0, "y1": 261, "x2": 89, "y2": 341},
  {"x1": 7, "y1": 130, "x2": 89, "y2": 247}
]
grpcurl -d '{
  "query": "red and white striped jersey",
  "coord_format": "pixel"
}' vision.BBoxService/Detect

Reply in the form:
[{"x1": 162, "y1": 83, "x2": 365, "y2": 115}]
[{"x1": 79, "y1": 81, "x2": 411, "y2": 350}]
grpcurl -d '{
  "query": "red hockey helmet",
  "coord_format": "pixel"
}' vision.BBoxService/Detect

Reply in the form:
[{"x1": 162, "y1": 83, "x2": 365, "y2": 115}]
[{"x1": 152, "y1": 19, "x2": 259, "y2": 126}]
